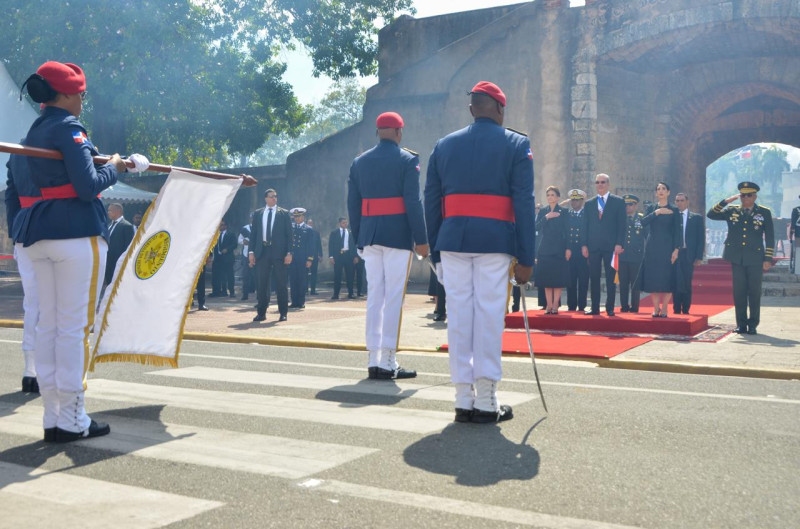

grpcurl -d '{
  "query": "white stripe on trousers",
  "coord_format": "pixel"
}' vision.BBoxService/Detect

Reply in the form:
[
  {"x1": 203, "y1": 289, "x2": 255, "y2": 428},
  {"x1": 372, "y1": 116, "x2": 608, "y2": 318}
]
[
  {"x1": 13, "y1": 243, "x2": 38, "y2": 377},
  {"x1": 441, "y1": 251, "x2": 511, "y2": 384},
  {"x1": 361, "y1": 245, "x2": 412, "y2": 368},
  {"x1": 26, "y1": 236, "x2": 105, "y2": 430}
]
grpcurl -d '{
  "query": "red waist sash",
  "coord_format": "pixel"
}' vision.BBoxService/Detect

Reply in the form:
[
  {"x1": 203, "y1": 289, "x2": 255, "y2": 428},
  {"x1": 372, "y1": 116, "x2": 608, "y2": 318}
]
[
  {"x1": 443, "y1": 194, "x2": 515, "y2": 222},
  {"x1": 19, "y1": 196, "x2": 42, "y2": 208},
  {"x1": 362, "y1": 197, "x2": 406, "y2": 216}
]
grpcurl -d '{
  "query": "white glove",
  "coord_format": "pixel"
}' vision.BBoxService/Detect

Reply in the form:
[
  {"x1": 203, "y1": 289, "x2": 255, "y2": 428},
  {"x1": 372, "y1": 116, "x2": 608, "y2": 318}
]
[
  {"x1": 127, "y1": 153, "x2": 150, "y2": 173},
  {"x1": 435, "y1": 262, "x2": 444, "y2": 285}
]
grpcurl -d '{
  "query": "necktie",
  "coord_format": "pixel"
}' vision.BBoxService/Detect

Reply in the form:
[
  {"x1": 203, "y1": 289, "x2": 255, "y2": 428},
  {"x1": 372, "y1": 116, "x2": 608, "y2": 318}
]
[
  {"x1": 108, "y1": 220, "x2": 117, "y2": 235},
  {"x1": 218, "y1": 232, "x2": 224, "y2": 254},
  {"x1": 682, "y1": 212, "x2": 687, "y2": 248},
  {"x1": 266, "y1": 209, "x2": 273, "y2": 243}
]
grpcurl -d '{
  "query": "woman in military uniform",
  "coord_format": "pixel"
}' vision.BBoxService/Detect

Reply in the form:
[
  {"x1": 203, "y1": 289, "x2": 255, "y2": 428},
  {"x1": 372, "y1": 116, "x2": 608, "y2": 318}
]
[
  {"x1": 534, "y1": 186, "x2": 571, "y2": 314},
  {"x1": 20, "y1": 61, "x2": 147, "y2": 442},
  {"x1": 640, "y1": 182, "x2": 681, "y2": 317}
]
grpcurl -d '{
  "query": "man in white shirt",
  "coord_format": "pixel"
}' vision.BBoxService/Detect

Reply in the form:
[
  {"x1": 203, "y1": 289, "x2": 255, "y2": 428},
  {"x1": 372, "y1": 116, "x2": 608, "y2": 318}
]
[
  {"x1": 672, "y1": 192, "x2": 705, "y2": 314},
  {"x1": 328, "y1": 217, "x2": 356, "y2": 299}
]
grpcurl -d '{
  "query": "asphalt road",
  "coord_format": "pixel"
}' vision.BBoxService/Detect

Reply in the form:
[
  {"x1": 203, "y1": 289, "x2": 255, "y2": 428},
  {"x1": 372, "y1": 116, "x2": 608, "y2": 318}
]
[{"x1": 1, "y1": 327, "x2": 798, "y2": 528}]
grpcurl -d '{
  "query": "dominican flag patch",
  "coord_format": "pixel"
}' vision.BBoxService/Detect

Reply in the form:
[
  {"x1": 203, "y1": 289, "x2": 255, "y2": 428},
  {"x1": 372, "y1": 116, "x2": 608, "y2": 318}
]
[
  {"x1": 526, "y1": 148, "x2": 533, "y2": 160},
  {"x1": 72, "y1": 131, "x2": 88, "y2": 144},
  {"x1": 415, "y1": 163, "x2": 420, "y2": 172}
]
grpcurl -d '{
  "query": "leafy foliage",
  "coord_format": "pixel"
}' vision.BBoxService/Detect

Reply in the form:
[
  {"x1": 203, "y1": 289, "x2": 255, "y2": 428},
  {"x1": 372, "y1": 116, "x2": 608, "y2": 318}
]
[{"x1": 0, "y1": 0, "x2": 412, "y2": 167}]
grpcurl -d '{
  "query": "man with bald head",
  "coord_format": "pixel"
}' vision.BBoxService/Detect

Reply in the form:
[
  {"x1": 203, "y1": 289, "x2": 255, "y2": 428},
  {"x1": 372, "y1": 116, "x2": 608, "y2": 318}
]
[{"x1": 425, "y1": 82, "x2": 535, "y2": 424}]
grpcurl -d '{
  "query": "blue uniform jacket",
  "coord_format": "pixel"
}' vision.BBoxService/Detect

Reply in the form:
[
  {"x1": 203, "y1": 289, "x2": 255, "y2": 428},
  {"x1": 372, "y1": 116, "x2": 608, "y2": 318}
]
[
  {"x1": 424, "y1": 118, "x2": 535, "y2": 266},
  {"x1": 347, "y1": 139, "x2": 427, "y2": 251},
  {"x1": 290, "y1": 223, "x2": 314, "y2": 264},
  {"x1": 19, "y1": 106, "x2": 118, "y2": 246},
  {"x1": 5, "y1": 148, "x2": 42, "y2": 243}
]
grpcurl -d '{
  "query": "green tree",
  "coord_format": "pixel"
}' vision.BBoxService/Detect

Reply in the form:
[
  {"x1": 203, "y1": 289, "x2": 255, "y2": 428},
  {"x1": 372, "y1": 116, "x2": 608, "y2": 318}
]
[{"x1": 1, "y1": 0, "x2": 412, "y2": 167}]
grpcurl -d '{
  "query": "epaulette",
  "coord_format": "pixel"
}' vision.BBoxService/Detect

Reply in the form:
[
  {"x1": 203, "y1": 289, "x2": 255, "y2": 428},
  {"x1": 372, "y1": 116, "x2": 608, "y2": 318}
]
[
  {"x1": 756, "y1": 204, "x2": 772, "y2": 212},
  {"x1": 402, "y1": 147, "x2": 419, "y2": 156},
  {"x1": 506, "y1": 127, "x2": 528, "y2": 137}
]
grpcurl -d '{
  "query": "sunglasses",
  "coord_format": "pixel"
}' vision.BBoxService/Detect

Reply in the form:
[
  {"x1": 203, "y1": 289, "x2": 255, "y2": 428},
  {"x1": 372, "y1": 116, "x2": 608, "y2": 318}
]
[
  {"x1": 80, "y1": 91, "x2": 88, "y2": 101},
  {"x1": 595, "y1": 181, "x2": 608, "y2": 185},
  {"x1": 741, "y1": 193, "x2": 754, "y2": 198}
]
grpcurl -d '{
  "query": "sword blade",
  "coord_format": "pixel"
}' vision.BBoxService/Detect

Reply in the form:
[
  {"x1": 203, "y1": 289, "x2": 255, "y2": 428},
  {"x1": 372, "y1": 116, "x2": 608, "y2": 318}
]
[{"x1": 517, "y1": 284, "x2": 548, "y2": 413}]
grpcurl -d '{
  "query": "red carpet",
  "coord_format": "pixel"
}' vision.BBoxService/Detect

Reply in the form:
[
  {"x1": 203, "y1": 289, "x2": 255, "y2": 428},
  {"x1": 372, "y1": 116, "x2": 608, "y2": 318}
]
[
  {"x1": 505, "y1": 310, "x2": 708, "y2": 336},
  {"x1": 440, "y1": 332, "x2": 652, "y2": 359}
]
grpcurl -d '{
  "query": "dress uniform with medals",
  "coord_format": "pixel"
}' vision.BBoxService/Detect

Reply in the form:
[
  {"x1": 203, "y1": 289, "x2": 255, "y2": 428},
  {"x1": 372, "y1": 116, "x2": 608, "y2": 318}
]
[
  {"x1": 347, "y1": 112, "x2": 428, "y2": 380},
  {"x1": 619, "y1": 194, "x2": 647, "y2": 313},
  {"x1": 5, "y1": 144, "x2": 41, "y2": 393},
  {"x1": 565, "y1": 189, "x2": 589, "y2": 312},
  {"x1": 424, "y1": 82, "x2": 535, "y2": 423},
  {"x1": 288, "y1": 208, "x2": 313, "y2": 309},
  {"x1": 19, "y1": 61, "x2": 148, "y2": 442},
  {"x1": 707, "y1": 182, "x2": 774, "y2": 334}
]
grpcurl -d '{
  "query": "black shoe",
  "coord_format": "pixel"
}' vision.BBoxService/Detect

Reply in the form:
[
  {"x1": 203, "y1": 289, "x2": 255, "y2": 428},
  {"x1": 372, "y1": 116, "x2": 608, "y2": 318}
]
[
  {"x1": 734, "y1": 326, "x2": 747, "y2": 334},
  {"x1": 331, "y1": 295, "x2": 339, "y2": 300},
  {"x1": 433, "y1": 313, "x2": 447, "y2": 322},
  {"x1": 43, "y1": 428, "x2": 57, "y2": 443},
  {"x1": 22, "y1": 376, "x2": 39, "y2": 393},
  {"x1": 229, "y1": 293, "x2": 237, "y2": 298},
  {"x1": 241, "y1": 295, "x2": 249, "y2": 301},
  {"x1": 253, "y1": 314, "x2": 266, "y2": 322},
  {"x1": 620, "y1": 307, "x2": 629, "y2": 313},
  {"x1": 606, "y1": 310, "x2": 616, "y2": 317},
  {"x1": 747, "y1": 326, "x2": 757, "y2": 335},
  {"x1": 511, "y1": 305, "x2": 520, "y2": 313},
  {"x1": 370, "y1": 366, "x2": 417, "y2": 380},
  {"x1": 198, "y1": 305, "x2": 209, "y2": 311},
  {"x1": 347, "y1": 294, "x2": 356, "y2": 299},
  {"x1": 54, "y1": 420, "x2": 111, "y2": 443},
  {"x1": 310, "y1": 290, "x2": 317, "y2": 295},
  {"x1": 278, "y1": 315, "x2": 287, "y2": 322},
  {"x1": 454, "y1": 408, "x2": 472, "y2": 423},
  {"x1": 630, "y1": 309, "x2": 639, "y2": 313},
  {"x1": 471, "y1": 404, "x2": 514, "y2": 423},
  {"x1": 208, "y1": 292, "x2": 221, "y2": 298},
  {"x1": 584, "y1": 309, "x2": 600, "y2": 316}
]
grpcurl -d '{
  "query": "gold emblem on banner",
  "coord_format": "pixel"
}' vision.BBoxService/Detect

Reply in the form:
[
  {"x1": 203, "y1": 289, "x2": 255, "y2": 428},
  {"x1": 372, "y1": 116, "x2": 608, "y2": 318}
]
[{"x1": 135, "y1": 231, "x2": 171, "y2": 279}]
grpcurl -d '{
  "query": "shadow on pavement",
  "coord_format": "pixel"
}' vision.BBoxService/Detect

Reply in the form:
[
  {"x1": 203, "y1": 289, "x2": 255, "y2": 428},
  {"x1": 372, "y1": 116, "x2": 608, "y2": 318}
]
[{"x1": 402, "y1": 418, "x2": 544, "y2": 486}]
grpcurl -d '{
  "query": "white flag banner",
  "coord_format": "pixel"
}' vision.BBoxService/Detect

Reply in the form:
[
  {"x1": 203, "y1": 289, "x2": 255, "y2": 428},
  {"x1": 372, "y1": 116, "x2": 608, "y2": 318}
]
[{"x1": 91, "y1": 169, "x2": 241, "y2": 369}]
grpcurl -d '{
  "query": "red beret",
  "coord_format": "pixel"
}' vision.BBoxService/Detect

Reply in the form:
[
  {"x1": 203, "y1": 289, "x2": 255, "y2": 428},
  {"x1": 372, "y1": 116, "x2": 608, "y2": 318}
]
[
  {"x1": 376, "y1": 112, "x2": 404, "y2": 129},
  {"x1": 36, "y1": 61, "x2": 86, "y2": 95},
  {"x1": 469, "y1": 81, "x2": 506, "y2": 107}
]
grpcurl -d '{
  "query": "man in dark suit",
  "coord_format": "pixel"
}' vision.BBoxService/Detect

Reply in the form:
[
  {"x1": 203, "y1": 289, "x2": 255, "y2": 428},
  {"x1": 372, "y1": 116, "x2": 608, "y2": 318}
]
[
  {"x1": 104, "y1": 203, "x2": 135, "y2": 289},
  {"x1": 581, "y1": 173, "x2": 626, "y2": 316},
  {"x1": 672, "y1": 193, "x2": 705, "y2": 314},
  {"x1": 329, "y1": 217, "x2": 356, "y2": 299},
  {"x1": 306, "y1": 218, "x2": 323, "y2": 295},
  {"x1": 211, "y1": 220, "x2": 238, "y2": 297},
  {"x1": 249, "y1": 189, "x2": 293, "y2": 322}
]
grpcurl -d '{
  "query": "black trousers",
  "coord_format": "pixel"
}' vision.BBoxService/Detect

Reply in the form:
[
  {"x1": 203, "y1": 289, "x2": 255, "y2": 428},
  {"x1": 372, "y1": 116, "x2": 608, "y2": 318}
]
[
  {"x1": 567, "y1": 254, "x2": 589, "y2": 311},
  {"x1": 333, "y1": 255, "x2": 354, "y2": 297},
  {"x1": 255, "y1": 250, "x2": 288, "y2": 317},
  {"x1": 731, "y1": 263, "x2": 763, "y2": 329},
  {"x1": 355, "y1": 258, "x2": 366, "y2": 295},
  {"x1": 240, "y1": 256, "x2": 255, "y2": 296},
  {"x1": 289, "y1": 262, "x2": 308, "y2": 307},
  {"x1": 435, "y1": 280, "x2": 446, "y2": 315},
  {"x1": 195, "y1": 267, "x2": 206, "y2": 307},
  {"x1": 308, "y1": 260, "x2": 319, "y2": 293},
  {"x1": 212, "y1": 258, "x2": 235, "y2": 295},
  {"x1": 618, "y1": 259, "x2": 642, "y2": 312},
  {"x1": 588, "y1": 250, "x2": 616, "y2": 312},
  {"x1": 672, "y1": 250, "x2": 694, "y2": 314}
]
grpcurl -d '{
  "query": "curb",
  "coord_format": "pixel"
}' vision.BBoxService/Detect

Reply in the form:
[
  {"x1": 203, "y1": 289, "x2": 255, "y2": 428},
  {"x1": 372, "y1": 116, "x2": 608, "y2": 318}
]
[{"x1": 2, "y1": 320, "x2": 798, "y2": 381}]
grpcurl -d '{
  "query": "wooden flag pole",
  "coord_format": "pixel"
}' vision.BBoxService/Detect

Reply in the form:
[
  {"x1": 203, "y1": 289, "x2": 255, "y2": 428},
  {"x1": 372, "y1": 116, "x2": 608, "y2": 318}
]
[{"x1": 0, "y1": 141, "x2": 257, "y2": 187}]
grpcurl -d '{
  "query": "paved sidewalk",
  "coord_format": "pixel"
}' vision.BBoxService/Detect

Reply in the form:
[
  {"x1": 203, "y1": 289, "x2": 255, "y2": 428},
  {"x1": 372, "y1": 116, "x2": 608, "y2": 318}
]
[{"x1": 1, "y1": 276, "x2": 798, "y2": 379}]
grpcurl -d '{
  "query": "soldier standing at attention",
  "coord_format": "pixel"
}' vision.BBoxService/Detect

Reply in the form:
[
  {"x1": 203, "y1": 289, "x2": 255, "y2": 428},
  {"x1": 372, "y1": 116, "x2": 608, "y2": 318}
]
[
  {"x1": 618, "y1": 194, "x2": 647, "y2": 313},
  {"x1": 564, "y1": 189, "x2": 588, "y2": 312},
  {"x1": 288, "y1": 207, "x2": 313, "y2": 309},
  {"x1": 347, "y1": 112, "x2": 428, "y2": 380},
  {"x1": 19, "y1": 61, "x2": 149, "y2": 442},
  {"x1": 707, "y1": 182, "x2": 774, "y2": 335},
  {"x1": 424, "y1": 82, "x2": 535, "y2": 423}
]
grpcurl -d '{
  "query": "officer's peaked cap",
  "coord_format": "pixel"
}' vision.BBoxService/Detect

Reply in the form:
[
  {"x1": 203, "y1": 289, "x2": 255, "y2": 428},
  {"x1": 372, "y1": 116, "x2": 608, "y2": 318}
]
[
  {"x1": 290, "y1": 207, "x2": 306, "y2": 216},
  {"x1": 738, "y1": 181, "x2": 760, "y2": 193},
  {"x1": 568, "y1": 189, "x2": 586, "y2": 200},
  {"x1": 623, "y1": 194, "x2": 640, "y2": 204},
  {"x1": 469, "y1": 81, "x2": 506, "y2": 107}
]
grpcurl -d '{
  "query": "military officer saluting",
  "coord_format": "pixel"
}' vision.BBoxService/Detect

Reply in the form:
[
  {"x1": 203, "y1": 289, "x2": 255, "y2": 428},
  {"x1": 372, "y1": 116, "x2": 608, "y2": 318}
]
[
  {"x1": 424, "y1": 81, "x2": 535, "y2": 423},
  {"x1": 288, "y1": 207, "x2": 313, "y2": 309},
  {"x1": 619, "y1": 194, "x2": 647, "y2": 313},
  {"x1": 564, "y1": 189, "x2": 588, "y2": 312},
  {"x1": 707, "y1": 181, "x2": 774, "y2": 335},
  {"x1": 347, "y1": 111, "x2": 428, "y2": 380}
]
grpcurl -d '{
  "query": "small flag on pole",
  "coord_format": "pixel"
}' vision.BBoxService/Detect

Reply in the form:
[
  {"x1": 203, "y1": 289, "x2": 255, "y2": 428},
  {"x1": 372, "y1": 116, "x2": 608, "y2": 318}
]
[
  {"x1": 91, "y1": 169, "x2": 241, "y2": 369},
  {"x1": 611, "y1": 252, "x2": 619, "y2": 284}
]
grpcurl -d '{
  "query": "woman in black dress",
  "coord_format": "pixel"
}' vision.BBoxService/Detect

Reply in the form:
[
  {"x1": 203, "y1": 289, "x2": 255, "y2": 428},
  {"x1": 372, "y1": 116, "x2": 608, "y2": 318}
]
[
  {"x1": 535, "y1": 186, "x2": 571, "y2": 314},
  {"x1": 641, "y1": 182, "x2": 681, "y2": 317}
]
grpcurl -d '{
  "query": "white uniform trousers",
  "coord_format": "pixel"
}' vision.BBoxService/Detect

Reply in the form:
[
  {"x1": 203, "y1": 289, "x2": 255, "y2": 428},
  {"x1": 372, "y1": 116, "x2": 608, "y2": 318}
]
[
  {"x1": 26, "y1": 237, "x2": 106, "y2": 432},
  {"x1": 441, "y1": 251, "x2": 511, "y2": 385},
  {"x1": 361, "y1": 245, "x2": 413, "y2": 369},
  {"x1": 14, "y1": 243, "x2": 38, "y2": 378}
]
